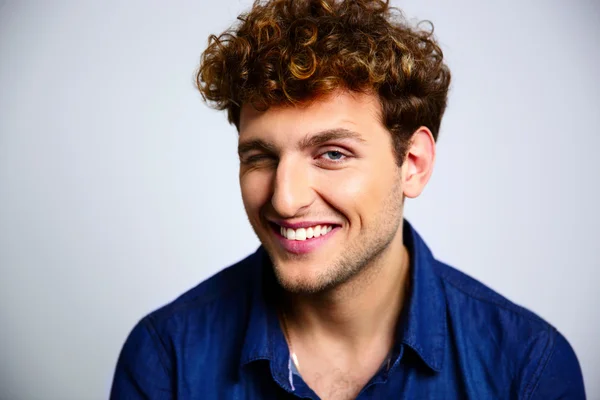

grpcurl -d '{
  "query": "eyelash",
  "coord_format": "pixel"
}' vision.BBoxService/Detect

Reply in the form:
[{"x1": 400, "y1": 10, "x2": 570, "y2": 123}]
[
  {"x1": 244, "y1": 154, "x2": 275, "y2": 164},
  {"x1": 242, "y1": 148, "x2": 351, "y2": 166},
  {"x1": 318, "y1": 150, "x2": 348, "y2": 163}
]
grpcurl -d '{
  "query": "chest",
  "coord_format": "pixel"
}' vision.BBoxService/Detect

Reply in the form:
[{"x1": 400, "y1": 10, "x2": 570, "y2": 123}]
[
  {"x1": 300, "y1": 367, "x2": 369, "y2": 400},
  {"x1": 175, "y1": 355, "x2": 513, "y2": 400},
  {"x1": 292, "y1": 351, "x2": 390, "y2": 400}
]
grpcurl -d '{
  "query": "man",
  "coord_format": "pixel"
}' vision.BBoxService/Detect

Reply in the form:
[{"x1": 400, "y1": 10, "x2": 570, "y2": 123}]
[{"x1": 110, "y1": 0, "x2": 585, "y2": 398}]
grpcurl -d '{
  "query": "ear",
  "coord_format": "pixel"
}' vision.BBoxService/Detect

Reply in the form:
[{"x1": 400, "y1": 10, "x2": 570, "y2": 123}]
[{"x1": 401, "y1": 127, "x2": 436, "y2": 198}]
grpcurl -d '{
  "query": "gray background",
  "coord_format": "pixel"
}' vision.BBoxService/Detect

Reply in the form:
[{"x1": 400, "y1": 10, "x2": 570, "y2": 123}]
[{"x1": 1, "y1": 0, "x2": 599, "y2": 399}]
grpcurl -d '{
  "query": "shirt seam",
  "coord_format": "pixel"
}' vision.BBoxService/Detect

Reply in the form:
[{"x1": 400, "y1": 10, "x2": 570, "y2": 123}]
[
  {"x1": 143, "y1": 315, "x2": 174, "y2": 380},
  {"x1": 142, "y1": 279, "x2": 253, "y2": 346},
  {"x1": 521, "y1": 326, "x2": 556, "y2": 400},
  {"x1": 435, "y1": 268, "x2": 547, "y2": 326},
  {"x1": 482, "y1": 316, "x2": 517, "y2": 381},
  {"x1": 148, "y1": 262, "x2": 257, "y2": 326}
]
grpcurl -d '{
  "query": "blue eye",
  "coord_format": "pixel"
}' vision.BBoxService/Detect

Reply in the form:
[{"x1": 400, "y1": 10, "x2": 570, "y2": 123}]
[{"x1": 323, "y1": 151, "x2": 344, "y2": 161}]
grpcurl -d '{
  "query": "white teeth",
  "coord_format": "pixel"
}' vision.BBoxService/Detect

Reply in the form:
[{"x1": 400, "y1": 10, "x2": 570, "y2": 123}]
[
  {"x1": 313, "y1": 225, "x2": 321, "y2": 238},
  {"x1": 287, "y1": 228, "x2": 296, "y2": 240},
  {"x1": 320, "y1": 225, "x2": 327, "y2": 236},
  {"x1": 296, "y1": 228, "x2": 306, "y2": 241},
  {"x1": 281, "y1": 224, "x2": 333, "y2": 240}
]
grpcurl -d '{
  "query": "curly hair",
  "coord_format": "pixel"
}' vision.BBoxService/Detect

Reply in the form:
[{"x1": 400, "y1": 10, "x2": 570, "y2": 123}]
[{"x1": 196, "y1": 0, "x2": 451, "y2": 163}]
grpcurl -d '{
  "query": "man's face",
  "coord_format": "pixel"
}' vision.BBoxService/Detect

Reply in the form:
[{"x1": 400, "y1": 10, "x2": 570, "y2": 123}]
[{"x1": 238, "y1": 90, "x2": 405, "y2": 294}]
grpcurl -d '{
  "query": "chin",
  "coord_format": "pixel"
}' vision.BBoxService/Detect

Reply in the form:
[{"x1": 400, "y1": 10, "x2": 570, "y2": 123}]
[
  {"x1": 275, "y1": 273, "x2": 326, "y2": 294},
  {"x1": 259, "y1": 234, "x2": 353, "y2": 294},
  {"x1": 272, "y1": 257, "x2": 361, "y2": 295},
  {"x1": 270, "y1": 260, "x2": 329, "y2": 294}
]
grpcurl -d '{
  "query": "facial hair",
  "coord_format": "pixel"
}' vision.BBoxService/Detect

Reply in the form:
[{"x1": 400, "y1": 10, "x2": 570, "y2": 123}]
[{"x1": 265, "y1": 175, "x2": 405, "y2": 295}]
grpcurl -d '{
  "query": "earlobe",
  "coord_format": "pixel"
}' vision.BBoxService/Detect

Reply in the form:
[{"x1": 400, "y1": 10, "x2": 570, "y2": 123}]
[{"x1": 402, "y1": 127, "x2": 436, "y2": 199}]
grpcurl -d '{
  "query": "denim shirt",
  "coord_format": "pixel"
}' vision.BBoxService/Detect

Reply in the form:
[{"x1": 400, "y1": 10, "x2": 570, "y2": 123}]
[{"x1": 110, "y1": 221, "x2": 585, "y2": 399}]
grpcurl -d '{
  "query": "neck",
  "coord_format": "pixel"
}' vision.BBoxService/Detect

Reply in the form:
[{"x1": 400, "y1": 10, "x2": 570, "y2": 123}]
[{"x1": 282, "y1": 229, "x2": 410, "y2": 353}]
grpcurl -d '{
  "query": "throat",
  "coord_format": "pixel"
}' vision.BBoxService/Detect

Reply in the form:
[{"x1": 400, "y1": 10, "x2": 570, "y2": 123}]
[
  {"x1": 278, "y1": 245, "x2": 410, "y2": 399},
  {"x1": 282, "y1": 242, "x2": 410, "y2": 342}
]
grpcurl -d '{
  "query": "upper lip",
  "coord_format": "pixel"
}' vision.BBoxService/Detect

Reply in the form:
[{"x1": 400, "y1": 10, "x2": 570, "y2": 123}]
[{"x1": 268, "y1": 219, "x2": 340, "y2": 229}]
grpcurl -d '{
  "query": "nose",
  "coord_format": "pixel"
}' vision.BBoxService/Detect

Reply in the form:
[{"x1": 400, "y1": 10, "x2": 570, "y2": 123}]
[{"x1": 271, "y1": 156, "x2": 314, "y2": 218}]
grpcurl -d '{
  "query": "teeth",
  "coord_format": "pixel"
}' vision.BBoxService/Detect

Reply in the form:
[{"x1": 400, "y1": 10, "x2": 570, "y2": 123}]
[
  {"x1": 296, "y1": 228, "x2": 306, "y2": 241},
  {"x1": 287, "y1": 228, "x2": 296, "y2": 240},
  {"x1": 281, "y1": 224, "x2": 333, "y2": 240},
  {"x1": 314, "y1": 225, "x2": 321, "y2": 238}
]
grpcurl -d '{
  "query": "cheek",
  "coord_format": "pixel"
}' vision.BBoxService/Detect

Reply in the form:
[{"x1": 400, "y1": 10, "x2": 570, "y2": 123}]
[
  {"x1": 318, "y1": 164, "x2": 396, "y2": 218},
  {"x1": 326, "y1": 170, "x2": 365, "y2": 198},
  {"x1": 240, "y1": 170, "x2": 273, "y2": 213}
]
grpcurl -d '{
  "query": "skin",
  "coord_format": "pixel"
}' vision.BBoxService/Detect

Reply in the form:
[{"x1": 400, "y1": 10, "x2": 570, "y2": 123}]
[{"x1": 238, "y1": 89, "x2": 435, "y2": 400}]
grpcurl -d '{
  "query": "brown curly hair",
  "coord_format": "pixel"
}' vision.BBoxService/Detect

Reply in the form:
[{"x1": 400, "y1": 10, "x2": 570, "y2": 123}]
[{"x1": 196, "y1": 0, "x2": 451, "y2": 163}]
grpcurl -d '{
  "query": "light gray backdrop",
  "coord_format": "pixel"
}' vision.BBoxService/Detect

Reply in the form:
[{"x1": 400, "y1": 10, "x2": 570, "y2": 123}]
[{"x1": 1, "y1": 1, "x2": 598, "y2": 399}]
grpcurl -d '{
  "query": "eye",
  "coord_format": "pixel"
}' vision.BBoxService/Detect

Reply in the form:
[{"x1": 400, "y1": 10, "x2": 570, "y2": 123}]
[
  {"x1": 321, "y1": 150, "x2": 346, "y2": 161},
  {"x1": 241, "y1": 153, "x2": 277, "y2": 166}
]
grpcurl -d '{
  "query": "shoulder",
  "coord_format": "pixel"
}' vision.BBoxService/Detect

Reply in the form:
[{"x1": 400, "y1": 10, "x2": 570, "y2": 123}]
[
  {"x1": 110, "y1": 250, "x2": 263, "y2": 397},
  {"x1": 123, "y1": 249, "x2": 263, "y2": 365},
  {"x1": 433, "y1": 261, "x2": 585, "y2": 399},
  {"x1": 433, "y1": 260, "x2": 548, "y2": 328},
  {"x1": 144, "y1": 249, "x2": 262, "y2": 334}
]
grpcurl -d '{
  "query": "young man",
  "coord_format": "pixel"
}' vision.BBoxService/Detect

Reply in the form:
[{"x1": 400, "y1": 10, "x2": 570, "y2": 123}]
[{"x1": 111, "y1": 0, "x2": 585, "y2": 398}]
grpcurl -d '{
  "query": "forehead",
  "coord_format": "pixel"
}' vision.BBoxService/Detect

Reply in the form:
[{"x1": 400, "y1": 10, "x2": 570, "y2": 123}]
[{"x1": 238, "y1": 90, "x2": 384, "y2": 143}]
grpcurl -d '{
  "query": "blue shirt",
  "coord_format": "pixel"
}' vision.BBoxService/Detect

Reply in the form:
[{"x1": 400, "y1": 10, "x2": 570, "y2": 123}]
[{"x1": 110, "y1": 221, "x2": 585, "y2": 399}]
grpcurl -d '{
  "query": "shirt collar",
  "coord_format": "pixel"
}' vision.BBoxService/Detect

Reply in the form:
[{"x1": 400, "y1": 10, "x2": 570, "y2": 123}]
[
  {"x1": 398, "y1": 219, "x2": 447, "y2": 372},
  {"x1": 239, "y1": 248, "x2": 292, "y2": 387},
  {"x1": 239, "y1": 220, "x2": 447, "y2": 376}
]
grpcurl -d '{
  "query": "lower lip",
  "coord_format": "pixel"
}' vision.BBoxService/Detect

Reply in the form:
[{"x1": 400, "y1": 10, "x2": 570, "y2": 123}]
[{"x1": 272, "y1": 225, "x2": 339, "y2": 255}]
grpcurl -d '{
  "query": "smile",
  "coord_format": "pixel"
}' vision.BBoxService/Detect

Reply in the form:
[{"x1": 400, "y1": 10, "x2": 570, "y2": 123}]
[
  {"x1": 279, "y1": 225, "x2": 334, "y2": 241},
  {"x1": 270, "y1": 221, "x2": 340, "y2": 254}
]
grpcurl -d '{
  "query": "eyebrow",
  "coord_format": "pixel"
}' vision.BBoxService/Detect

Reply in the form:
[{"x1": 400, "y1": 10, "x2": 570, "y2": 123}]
[
  {"x1": 297, "y1": 128, "x2": 366, "y2": 151},
  {"x1": 237, "y1": 138, "x2": 277, "y2": 157},
  {"x1": 238, "y1": 128, "x2": 365, "y2": 157}
]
